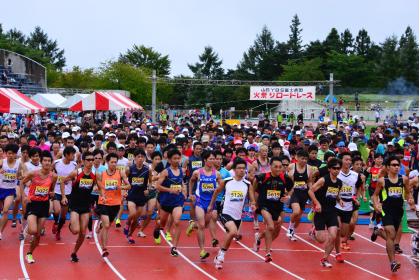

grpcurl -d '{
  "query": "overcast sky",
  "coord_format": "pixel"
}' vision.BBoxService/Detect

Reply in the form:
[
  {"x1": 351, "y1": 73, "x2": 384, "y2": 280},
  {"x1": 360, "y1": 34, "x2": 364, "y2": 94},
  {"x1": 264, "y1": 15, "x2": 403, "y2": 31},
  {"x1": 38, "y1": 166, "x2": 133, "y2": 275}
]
[{"x1": 2, "y1": 0, "x2": 418, "y2": 76}]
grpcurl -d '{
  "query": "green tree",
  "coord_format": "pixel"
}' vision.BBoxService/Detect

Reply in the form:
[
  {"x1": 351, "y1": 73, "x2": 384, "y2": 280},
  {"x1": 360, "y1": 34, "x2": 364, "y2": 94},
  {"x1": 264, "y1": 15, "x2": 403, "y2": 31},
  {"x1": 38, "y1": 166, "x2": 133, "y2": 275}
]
[
  {"x1": 119, "y1": 44, "x2": 171, "y2": 76},
  {"x1": 304, "y1": 40, "x2": 324, "y2": 59},
  {"x1": 287, "y1": 14, "x2": 303, "y2": 59},
  {"x1": 48, "y1": 66, "x2": 101, "y2": 88},
  {"x1": 26, "y1": 26, "x2": 66, "y2": 70},
  {"x1": 323, "y1": 28, "x2": 342, "y2": 53},
  {"x1": 279, "y1": 58, "x2": 325, "y2": 81},
  {"x1": 340, "y1": 29, "x2": 354, "y2": 54},
  {"x1": 355, "y1": 29, "x2": 371, "y2": 56},
  {"x1": 188, "y1": 46, "x2": 224, "y2": 79},
  {"x1": 5, "y1": 28, "x2": 25, "y2": 44},
  {"x1": 399, "y1": 26, "x2": 419, "y2": 84},
  {"x1": 236, "y1": 26, "x2": 288, "y2": 80},
  {"x1": 376, "y1": 36, "x2": 400, "y2": 85}
]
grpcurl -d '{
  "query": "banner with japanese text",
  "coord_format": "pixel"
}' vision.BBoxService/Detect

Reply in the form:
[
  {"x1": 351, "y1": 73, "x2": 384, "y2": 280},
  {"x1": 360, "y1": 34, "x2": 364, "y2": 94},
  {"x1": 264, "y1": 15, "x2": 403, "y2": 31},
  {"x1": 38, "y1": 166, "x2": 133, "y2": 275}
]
[{"x1": 249, "y1": 86, "x2": 316, "y2": 101}]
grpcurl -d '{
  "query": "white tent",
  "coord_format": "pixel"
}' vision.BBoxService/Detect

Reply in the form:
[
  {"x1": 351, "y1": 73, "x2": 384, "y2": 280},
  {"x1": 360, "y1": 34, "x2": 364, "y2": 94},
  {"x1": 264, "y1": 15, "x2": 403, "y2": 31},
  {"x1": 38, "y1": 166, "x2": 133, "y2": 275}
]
[
  {"x1": 59, "y1": 94, "x2": 89, "y2": 109},
  {"x1": 31, "y1": 93, "x2": 67, "y2": 109}
]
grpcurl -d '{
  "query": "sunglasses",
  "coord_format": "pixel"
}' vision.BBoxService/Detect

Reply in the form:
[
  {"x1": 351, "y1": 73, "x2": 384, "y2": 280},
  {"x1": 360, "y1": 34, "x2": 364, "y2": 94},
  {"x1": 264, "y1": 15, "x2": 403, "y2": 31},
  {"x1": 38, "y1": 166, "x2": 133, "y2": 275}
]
[
  {"x1": 94, "y1": 157, "x2": 102, "y2": 160},
  {"x1": 331, "y1": 166, "x2": 341, "y2": 170},
  {"x1": 390, "y1": 163, "x2": 400, "y2": 167},
  {"x1": 282, "y1": 163, "x2": 289, "y2": 167},
  {"x1": 85, "y1": 158, "x2": 94, "y2": 162}
]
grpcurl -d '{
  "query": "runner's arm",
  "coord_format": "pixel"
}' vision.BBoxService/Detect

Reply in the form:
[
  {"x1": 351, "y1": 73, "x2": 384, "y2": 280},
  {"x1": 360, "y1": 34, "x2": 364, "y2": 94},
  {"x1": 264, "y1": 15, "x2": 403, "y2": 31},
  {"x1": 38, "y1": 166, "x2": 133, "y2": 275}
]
[
  {"x1": 188, "y1": 170, "x2": 198, "y2": 197},
  {"x1": 156, "y1": 169, "x2": 171, "y2": 193},
  {"x1": 372, "y1": 178, "x2": 384, "y2": 213},
  {"x1": 208, "y1": 179, "x2": 225, "y2": 212},
  {"x1": 403, "y1": 176, "x2": 415, "y2": 209},
  {"x1": 120, "y1": 170, "x2": 131, "y2": 190},
  {"x1": 308, "y1": 177, "x2": 324, "y2": 211}
]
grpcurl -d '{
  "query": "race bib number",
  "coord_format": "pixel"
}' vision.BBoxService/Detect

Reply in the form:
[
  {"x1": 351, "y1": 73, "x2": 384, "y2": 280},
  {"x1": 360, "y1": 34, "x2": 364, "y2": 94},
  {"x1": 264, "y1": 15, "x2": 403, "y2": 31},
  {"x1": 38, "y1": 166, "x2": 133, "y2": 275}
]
[
  {"x1": 79, "y1": 179, "x2": 93, "y2": 189},
  {"x1": 388, "y1": 187, "x2": 402, "y2": 198},
  {"x1": 132, "y1": 177, "x2": 144, "y2": 186},
  {"x1": 267, "y1": 190, "x2": 281, "y2": 201},
  {"x1": 34, "y1": 186, "x2": 49, "y2": 196},
  {"x1": 201, "y1": 183, "x2": 215, "y2": 192},
  {"x1": 127, "y1": 153, "x2": 134, "y2": 161},
  {"x1": 117, "y1": 165, "x2": 126, "y2": 172},
  {"x1": 170, "y1": 184, "x2": 182, "y2": 192},
  {"x1": 3, "y1": 172, "x2": 17, "y2": 182},
  {"x1": 294, "y1": 181, "x2": 307, "y2": 190},
  {"x1": 372, "y1": 173, "x2": 379, "y2": 182},
  {"x1": 105, "y1": 179, "x2": 118, "y2": 190},
  {"x1": 230, "y1": 190, "x2": 244, "y2": 202},
  {"x1": 341, "y1": 185, "x2": 353, "y2": 195},
  {"x1": 191, "y1": 161, "x2": 202, "y2": 169},
  {"x1": 326, "y1": 186, "x2": 339, "y2": 198}
]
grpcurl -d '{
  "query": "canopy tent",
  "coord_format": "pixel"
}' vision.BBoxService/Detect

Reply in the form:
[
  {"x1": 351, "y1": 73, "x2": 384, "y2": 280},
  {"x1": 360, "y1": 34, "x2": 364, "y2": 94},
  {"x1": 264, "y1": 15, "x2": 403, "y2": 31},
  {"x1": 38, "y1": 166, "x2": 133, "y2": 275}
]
[
  {"x1": 59, "y1": 94, "x2": 88, "y2": 109},
  {"x1": 0, "y1": 88, "x2": 45, "y2": 113},
  {"x1": 31, "y1": 93, "x2": 66, "y2": 109},
  {"x1": 69, "y1": 91, "x2": 143, "y2": 111}
]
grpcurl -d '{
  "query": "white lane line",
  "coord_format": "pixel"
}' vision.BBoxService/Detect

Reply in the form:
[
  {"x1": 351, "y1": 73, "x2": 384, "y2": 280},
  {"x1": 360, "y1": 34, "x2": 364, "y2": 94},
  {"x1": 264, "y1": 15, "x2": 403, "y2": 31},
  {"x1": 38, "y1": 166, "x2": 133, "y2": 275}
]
[
  {"x1": 159, "y1": 230, "x2": 218, "y2": 280},
  {"x1": 19, "y1": 240, "x2": 30, "y2": 280},
  {"x1": 216, "y1": 222, "x2": 305, "y2": 280},
  {"x1": 353, "y1": 231, "x2": 412, "y2": 258},
  {"x1": 281, "y1": 226, "x2": 389, "y2": 280},
  {"x1": 93, "y1": 221, "x2": 126, "y2": 280}
]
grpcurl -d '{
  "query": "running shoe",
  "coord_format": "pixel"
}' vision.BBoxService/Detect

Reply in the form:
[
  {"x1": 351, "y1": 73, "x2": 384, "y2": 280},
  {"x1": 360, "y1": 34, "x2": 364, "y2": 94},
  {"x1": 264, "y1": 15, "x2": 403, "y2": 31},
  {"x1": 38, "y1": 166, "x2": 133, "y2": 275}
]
[
  {"x1": 115, "y1": 218, "x2": 121, "y2": 228},
  {"x1": 55, "y1": 231, "x2": 61, "y2": 241},
  {"x1": 264, "y1": 253, "x2": 272, "y2": 263},
  {"x1": 123, "y1": 224, "x2": 129, "y2": 236},
  {"x1": 233, "y1": 234, "x2": 242, "y2": 241},
  {"x1": 320, "y1": 258, "x2": 332, "y2": 268},
  {"x1": 348, "y1": 234, "x2": 355, "y2": 241},
  {"x1": 40, "y1": 228, "x2": 45, "y2": 236},
  {"x1": 286, "y1": 228, "x2": 292, "y2": 238},
  {"x1": 340, "y1": 242, "x2": 351, "y2": 250},
  {"x1": 186, "y1": 220, "x2": 195, "y2": 236},
  {"x1": 394, "y1": 244, "x2": 403, "y2": 254},
  {"x1": 127, "y1": 236, "x2": 135, "y2": 244},
  {"x1": 19, "y1": 232, "x2": 24, "y2": 241},
  {"x1": 170, "y1": 247, "x2": 179, "y2": 257},
  {"x1": 52, "y1": 223, "x2": 58, "y2": 234},
  {"x1": 137, "y1": 231, "x2": 147, "y2": 238},
  {"x1": 214, "y1": 256, "x2": 223, "y2": 269},
  {"x1": 368, "y1": 220, "x2": 375, "y2": 229},
  {"x1": 211, "y1": 238, "x2": 219, "y2": 247},
  {"x1": 200, "y1": 250, "x2": 210, "y2": 260},
  {"x1": 71, "y1": 253, "x2": 79, "y2": 263},
  {"x1": 335, "y1": 253, "x2": 344, "y2": 263},
  {"x1": 309, "y1": 227, "x2": 316, "y2": 241},
  {"x1": 102, "y1": 248, "x2": 109, "y2": 257},
  {"x1": 86, "y1": 231, "x2": 93, "y2": 239},
  {"x1": 288, "y1": 229, "x2": 297, "y2": 241},
  {"x1": 26, "y1": 253, "x2": 35, "y2": 264},
  {"x1": 166, "y1": 231, "x2": 172, "y2": 242},
  {"x1": 371, "y1": 228, "x2": 378, "y2": 242},
  {"x1": 253, "y1": 232, "x2": 260, "y2": 252},
  {"x1": 153, "y1": 229, "x2": 161, "y2": 245},
  {"x1": 11, "y1": 220, "x2": 17, "y2": 228},
  {"x1": 391, "y1": 261, "x2": 401, "y2": 272}
]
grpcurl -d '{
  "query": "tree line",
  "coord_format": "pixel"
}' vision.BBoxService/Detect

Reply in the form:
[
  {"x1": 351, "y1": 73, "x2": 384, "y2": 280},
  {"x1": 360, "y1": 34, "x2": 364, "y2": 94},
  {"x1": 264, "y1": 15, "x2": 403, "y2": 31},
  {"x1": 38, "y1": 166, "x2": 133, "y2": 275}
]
[{"x1": 0, "y1": 15, "x2": 418, "y2": 110}]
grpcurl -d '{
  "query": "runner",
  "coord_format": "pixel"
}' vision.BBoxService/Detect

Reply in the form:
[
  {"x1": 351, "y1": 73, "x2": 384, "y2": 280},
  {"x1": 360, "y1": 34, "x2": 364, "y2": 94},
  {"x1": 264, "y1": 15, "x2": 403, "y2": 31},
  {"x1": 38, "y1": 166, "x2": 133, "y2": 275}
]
[
  {"x1": 96, "y1": 152, "x2": 131, "y2": 257},
  {"x1": 124, "y1": 149, "x2": 150, "y2": 244},
  {"x1": 62, "y1": 151, "x2": 96, "y2": 262},
  {"x1": 250, "y1": 156, "x2": 293, "y2": 262},
  {"x1": 0, "y1": 144, "x2": 23, "y2": 239},
  {"x1": 184, "y1": 142, "x2": 203, "y2": 236},
  {"x1": 20, "y1": 151, "x2": 58, "y2": 264},
  {"x1": 348, "y1": 156, "x2": 367, "y2": 240},
  {"x1": 308, "y1": 158, "x2": 344, "y2": 268},
  {"x1": 189, "y1": 151, "x2": 223, "y2": 259},
  {"x1": 138, "y1": 151, "x2": 161, "y2": 238},
  {"x1": 114, "y1": 144, "x2": 129, "y2": 228},
  {"x1": 372, "y1": 155, "x2": 415, "y2": 272},
  {"x1": 53, "y1": 146, "x2": 77, "y2": 240},
  {"x1": 366, "y1": 153, "x2": 384, "y2": 229},
  {"x1": 154, "y1": 149, "x2": 186, "y2": 256},
  {"x1": 287, "y1": 149, "x2": 313, "y2": 241},
  {"x1": 209, "y1": 158, "x2": 251, "y2": 270},
  {"x1": 335, "y1": 152, "x2": 363, "y2": 258}
]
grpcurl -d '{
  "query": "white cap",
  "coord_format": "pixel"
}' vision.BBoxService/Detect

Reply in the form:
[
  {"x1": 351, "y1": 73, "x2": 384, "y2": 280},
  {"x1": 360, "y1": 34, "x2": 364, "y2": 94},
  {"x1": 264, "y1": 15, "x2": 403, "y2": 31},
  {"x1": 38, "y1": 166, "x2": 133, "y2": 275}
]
[
  {"x1": 348, "y1": 142, "x2": 357, "y2": 151},
  {"x1": 351, "y1": 132, "x2": 359, "y2": 138},
  {"x1": 182, "y1": 128, "x2": 189, "y2": 133},
  {"x1": 108, "y1": 133, "x2": 116, "y2": 137},
  {"x1": 87, "y1": 132, "x2": 94, "y2": 137},
  {"x1": 409, "y1": 170, "x2": 419, "y2": 179},
  {"x1": 72, "y1": 126, "x2": 80, "y2": 132},
  {"x1": 62, "y1": 132, "x2": 71, "y2": 139},
  {"x1": 176, "y1": 134, "x2": 185, "y2": 139},
  {"x1": 97, "y1": 130, "x2": 104, "y2": 136},
  {"x1": 117, "y1": 143, "x2": 125, "y2": 149}
]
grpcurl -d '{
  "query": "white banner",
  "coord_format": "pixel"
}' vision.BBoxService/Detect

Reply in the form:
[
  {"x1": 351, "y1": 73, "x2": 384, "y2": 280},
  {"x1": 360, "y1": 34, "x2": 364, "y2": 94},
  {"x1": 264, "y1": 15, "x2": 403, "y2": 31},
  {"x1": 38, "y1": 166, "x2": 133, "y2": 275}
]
[{"x1": 250, "y1": 86, "x2": 316, "y2": 101}]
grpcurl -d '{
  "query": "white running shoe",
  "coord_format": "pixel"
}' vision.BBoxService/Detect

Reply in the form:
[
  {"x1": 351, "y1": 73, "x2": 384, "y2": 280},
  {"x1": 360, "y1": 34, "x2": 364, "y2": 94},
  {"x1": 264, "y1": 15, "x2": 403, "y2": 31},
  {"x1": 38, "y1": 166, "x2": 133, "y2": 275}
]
[
  {"x1": 137, "y1": 231, "x2": 147, "y2": 238},
  {"x1": 368, "y1": 221, "x2": 375, "y2": 229},
  {"x1": 286, "y1": 228, "x2": 293, "y2": 238},
  {"x1": 214, "y1": 256, "x2": 223, "y2": 269},
  {"x1": 253, "y1": 232, "x2": 260, "y2": 252}
]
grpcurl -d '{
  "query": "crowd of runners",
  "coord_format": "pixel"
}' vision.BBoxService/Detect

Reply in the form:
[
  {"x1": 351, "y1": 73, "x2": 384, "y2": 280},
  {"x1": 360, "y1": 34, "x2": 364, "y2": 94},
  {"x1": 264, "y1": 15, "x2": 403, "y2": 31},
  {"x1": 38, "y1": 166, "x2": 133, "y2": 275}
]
[{"x1": 0, "y1": 110, "x2": 418, "y2": 273}]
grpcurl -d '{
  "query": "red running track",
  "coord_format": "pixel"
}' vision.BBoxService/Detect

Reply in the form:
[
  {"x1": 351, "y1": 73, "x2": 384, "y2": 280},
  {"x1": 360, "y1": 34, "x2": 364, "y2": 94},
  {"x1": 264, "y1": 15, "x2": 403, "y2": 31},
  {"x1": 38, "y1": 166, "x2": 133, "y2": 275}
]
[{"x1": 1, "y1": 219, "x2": 418, "y2": 280}]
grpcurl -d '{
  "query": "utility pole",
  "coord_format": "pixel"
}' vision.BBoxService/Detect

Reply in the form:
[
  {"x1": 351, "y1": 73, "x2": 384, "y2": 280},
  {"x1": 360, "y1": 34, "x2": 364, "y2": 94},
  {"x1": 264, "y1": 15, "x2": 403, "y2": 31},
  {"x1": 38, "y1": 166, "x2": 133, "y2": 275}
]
[
  {"x1": 152, "y1": 70, "x2": 156, "y2": 123},
  {"x1": 329, "y1": 73, "x2": 334, "y2": 121}
]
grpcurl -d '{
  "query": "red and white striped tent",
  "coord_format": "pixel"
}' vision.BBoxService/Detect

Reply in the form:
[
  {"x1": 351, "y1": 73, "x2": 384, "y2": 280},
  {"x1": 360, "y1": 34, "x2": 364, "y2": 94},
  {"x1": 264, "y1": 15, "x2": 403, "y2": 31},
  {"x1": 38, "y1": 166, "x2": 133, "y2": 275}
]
[
  {"x1": 69, "y1": 91, "x2": 143, "y2": 111},
  {"x1": 0, "y1": 88, "x2": 46, "y2": 113}
]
